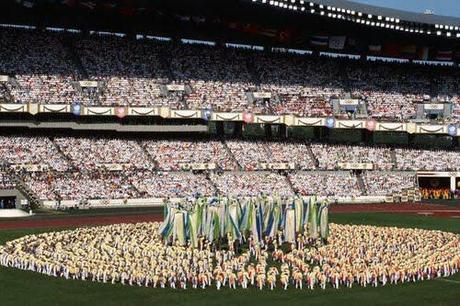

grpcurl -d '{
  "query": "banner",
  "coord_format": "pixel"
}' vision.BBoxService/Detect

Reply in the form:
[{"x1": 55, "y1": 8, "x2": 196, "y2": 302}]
[
  {"x1": 368, "y1": 44, "x2": 382, "y2": 52},
  {"x1": 310, "y1": 35, "x2": 328, "y2": 47},
  {"x1": 339, "y1": 99, "x2": 359, "y2": 106},
  {"x1": 424, "y1": 104, "x2": 444, "y2": 111},
  {"x1": 96, "y1": 163, "x2": 130, "y2": 171},
  {"x1": 166, "y1": 84, "x2": 185, "y2": 91},
  {"x1": 0, "y1": 75, "x2": 9, "y2": 82},
  {"x1": 11, "y1": 164, "x2": 49, "y2": 172},
  {"x1": 79, "y1": 80, "x2": 98, "y2": 88},
  {"x1": 178, "y1": 163, "x2": 217, "y2": 171},
  {"x1": 328, "y1": 36, "x2": 346, "y2": 50},
  {"x1": 253, "y1": 92, "x2": 272, "y2": 99},
  {"x1": 436, "y1": 50, "x2": 453, "y2": 61},
  {"x1": 258, "y1": 162, "x2": 296, "y2": 170},
  {"x1": 337, "y1": 162, "x2": 373, "y2": 170}
]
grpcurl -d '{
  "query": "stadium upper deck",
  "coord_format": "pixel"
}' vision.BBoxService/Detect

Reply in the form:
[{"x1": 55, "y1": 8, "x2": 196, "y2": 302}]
[{"x1": 0, "y1": 27, "x2": 459, "y2": 123}]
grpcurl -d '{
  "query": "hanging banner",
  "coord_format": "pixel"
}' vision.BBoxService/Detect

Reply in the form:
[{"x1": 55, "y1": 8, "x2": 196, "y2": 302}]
[
  {"x1": 339, "y1": 99, "x2": 359, "y2": 106},
  {"x1": 424, "y1": 104, "x2": 444, "y2": 110},
  {"x1": 79, "y1": 80, "x2": 98, "y2": 88},
  {"x1": 253, "y1": 92, "x2": 272, "y2": 99},
  {"x1": 166, "y1": 84, "x2": 185, "y2": 91},
  {"x1": 337, "y1": 162, "x2": 373, "y2": 170}
]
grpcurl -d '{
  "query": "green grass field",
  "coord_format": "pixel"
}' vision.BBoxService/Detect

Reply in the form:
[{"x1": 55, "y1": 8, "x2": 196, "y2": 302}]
[{"x1": 1, "y1": 212, "x2": 459, "y2": 306}]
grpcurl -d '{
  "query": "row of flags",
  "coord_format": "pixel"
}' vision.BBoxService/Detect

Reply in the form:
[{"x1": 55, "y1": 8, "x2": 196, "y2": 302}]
[
  {"x1": 309, "y1": 35, "x2": 460, "y2": 61},
  {"x1": 159, "y1": 196, "x2": 330, "y2": 247}
]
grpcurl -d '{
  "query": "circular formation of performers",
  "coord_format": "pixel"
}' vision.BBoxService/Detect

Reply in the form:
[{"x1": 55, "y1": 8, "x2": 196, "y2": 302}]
[{"x1": 0, "y1": 221, "x2": 459, "y2": 290}]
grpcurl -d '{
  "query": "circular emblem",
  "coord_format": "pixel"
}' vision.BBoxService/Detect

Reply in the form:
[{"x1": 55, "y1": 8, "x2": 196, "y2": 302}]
[
  {"x1": 326, "y1": 117, "x2": 335, "y2": 129},
  {"x1": 116, "y1": 107, "x2": 127, "y2": 118}
]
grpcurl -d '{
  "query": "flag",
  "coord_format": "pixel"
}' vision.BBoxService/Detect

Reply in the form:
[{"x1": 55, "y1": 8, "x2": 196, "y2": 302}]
[
  {"x1": 310, "y1": 35, "x2": 329, "y2": 47},
  {"x1": 401, "y1": 44, "x2": 417, "y2": 58},
  {"x1": 80, "y1": 1, "x2": 96, "y2": 10},
  {"x1": 383, "y1": 43, "x2": 401, "y2": 57},
  {"x1": 329, "y1": 36, "x2": 346, "y2": 50},
  {"x1": 368, "y1": 45, "x2": 382, "y2": 52},
  {"x1": 436, "y1": 50, "x2": 453, "y2": 61},
  {"x1": 418, "y1": 47, "x2": 429, "y2": 60}
]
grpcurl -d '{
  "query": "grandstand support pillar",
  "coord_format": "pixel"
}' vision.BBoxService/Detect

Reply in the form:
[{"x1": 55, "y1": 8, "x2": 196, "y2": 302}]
[
  {"x1": 313, "y1": 127, "x2": 320, "y2": 141},
  {"x1": 362, "y1": 129, "x2": 374, "y2": 145},
  {"x1": 279, "y1": 125, "x2": 287, "y2": 139},
  {"x1": 233, "y1": 122, "x2": 243, "y2": 137},
  {"x1": 408, "y1": 133, "x2": 415, "y2": 146},
  {"x1": 216, "y1": 122, "x2": 225, "y2": 137},
  {"x1": 319, "y1": 127, "x2": 329, "y2": 141},
  {"x1": 265, "y1": 124, "x2": 273, "y2": 139},
  {"x1": 453, "y1": 136, "x2": 459, "y2": 149}
]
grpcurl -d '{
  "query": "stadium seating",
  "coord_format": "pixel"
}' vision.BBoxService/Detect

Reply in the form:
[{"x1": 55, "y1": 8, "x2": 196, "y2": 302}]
[
  {"x1": 1, "y1": 28, "x2": 460, "y2": 121},
  {"x1": 0, "y1": 135, "x2": 450, "y2": 201}
]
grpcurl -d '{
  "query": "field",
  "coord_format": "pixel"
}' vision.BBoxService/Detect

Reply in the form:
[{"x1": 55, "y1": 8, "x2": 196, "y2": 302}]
[{"x1": 0, "y1": 210, "x2": 459, "y2": 306}]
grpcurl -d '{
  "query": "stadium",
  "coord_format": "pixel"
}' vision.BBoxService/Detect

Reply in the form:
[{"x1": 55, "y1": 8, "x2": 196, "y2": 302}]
[{"x1": 0, "y1": 0, "x2": 459, "y2": 305}]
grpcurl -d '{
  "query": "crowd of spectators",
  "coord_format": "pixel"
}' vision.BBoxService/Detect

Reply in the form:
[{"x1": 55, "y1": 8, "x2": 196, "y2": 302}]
[
  {"x1": 395, "y1": 148, "x2": 460, "y2": 171},
  {"x1": 0, "y1": 136, "x2": 69, "y2": 171},
  {"x1": 54, "y1": 137, "x2": 152, "y2": 170},
  {"x1": 0, "y1": 134, "x2": 457, "y2": 201},
  {"x1": 226, "y1": 140, "x2": 316, "y2": 170},
  {"x1": 288, "y1": 171, "x2": 362, "y2": 197},
  {"x1": 73, "y1": 36, "x2": 175, "y2": 107},
  {"x1": 0, "y1": 172, "x2": 14, "y2": 190},
  {"x1": 211, "y1": 172, "x2": 292, "y2": 197},
  {"x1": 170, "y1": 45, "x2": 255, "y2": 111},
  {"x1": 22, "y1": 171, "x2": 138, "y2": 201},
  {"x1": 130, "y1": 171, "x2": 215, "y2": 198},
  {"x1": 0, "y1": 28, "x2": 82, "y2": 104},
  {"x1": 310, "y1": 143, "x2": 393, "y2": 170},
  {"x1": 254, "y1": 54, "x2": 341, "y2": 116},
  {"x1": 1, "y1": 27, "x2": 459, "y2": 121},
  {"x1": 142, "y1": 139, "x2": 237, "y2": 171},
  {"x1": 363, "y1": 172, "x2": 417, "y2": 196},
  {"x1": 347, "y1": 61, "x2": 430, "y2": 120}
]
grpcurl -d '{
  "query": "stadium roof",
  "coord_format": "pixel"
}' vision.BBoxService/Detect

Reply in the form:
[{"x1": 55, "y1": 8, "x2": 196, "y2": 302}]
[{"x1": 317, "y1": 0, "x2": 460, "y2": 26}]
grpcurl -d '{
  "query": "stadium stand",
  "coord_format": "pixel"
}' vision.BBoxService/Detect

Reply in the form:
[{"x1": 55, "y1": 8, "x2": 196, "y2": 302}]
[{"x1": 1, "y1": 27, "x2": 460, "y2": 122}]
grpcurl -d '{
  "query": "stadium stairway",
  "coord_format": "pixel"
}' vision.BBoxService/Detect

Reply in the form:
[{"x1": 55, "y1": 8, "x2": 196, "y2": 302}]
[
  {"x1": 6, "y1": 168, "x2": 41, "y2": 208},
  {"x1": 356, "y1": 172, "x2": 368, "y2": 196},
  {"x1": 137, "y1": 140, "x2": 159, "y2": 169},
  {"x1": 205, "y1": 172, "x2": 219, "y2": 194},
  {"x1": 61, "y1": 37, "x2": 89, "y2": 79},
  {"x1": 0, "y1": 83, "x2": 13, "y2": 103},
  {"x1": 50, "y1": 137, "x2": 76, "y2": 170},
  {"x1": 222, "y1": 140, "x2": 243, "y2": 170},
  {"x1": 284, "y1": 173, "x2": 296, "y2": 194},
  {"x1": 246, "y1": 57, "x2": 262, "y2": 87},
  {"x1": 390, "y1": 149, "x2": 398, "y2": 170},
  {"x1": 306, "y1": 144, "x2": 320, "y2": 168}
]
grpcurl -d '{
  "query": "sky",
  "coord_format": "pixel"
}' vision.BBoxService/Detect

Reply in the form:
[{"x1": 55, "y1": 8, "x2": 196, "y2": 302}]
[{"x1": 351, "y1": 0, "x2": 460, "y2": 18}]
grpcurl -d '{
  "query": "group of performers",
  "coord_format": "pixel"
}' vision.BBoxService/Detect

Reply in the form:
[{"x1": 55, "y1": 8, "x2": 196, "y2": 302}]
[
  {"x1": 159, "y1": 195, "x2": 330, "y2": 248},
  {"x1": 0, "y1": 195, "x2": 459, "y2": 290}
]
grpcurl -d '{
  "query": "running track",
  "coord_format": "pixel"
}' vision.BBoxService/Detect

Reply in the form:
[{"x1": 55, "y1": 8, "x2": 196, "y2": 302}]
[{"x1": 0, "y1": 203, "x2": 459, "y2": 230}]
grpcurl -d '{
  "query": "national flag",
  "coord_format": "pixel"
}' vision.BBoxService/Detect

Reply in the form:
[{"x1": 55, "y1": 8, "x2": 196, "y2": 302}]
[
  {"x1": 383, "y1": 43, "x2": 401, "y2": 57},
  {"x1": 436, "y1": 50, "x2": 453, "y2": 61},
  {"x1": 368, "y1": 44, "x2": 382, "y2": 52},
  {"x1": 417, "y1": 47, "x2": 429, "y2": 60},
  {"x1": 258, "y1": 27, "x2": 278, "y2": 38},
  {"x1": 401, "y1": 44, "x2": 417, "y2": 54},
  {"x1": 328, "y1": 36, "x2": 346, "y2": 50},
  {"x1": 310, "y1": 35, "x2": 329, "y2": 47},
  {"x1": 80, "y1": 1, "x2": 96, "y2": 10}
]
